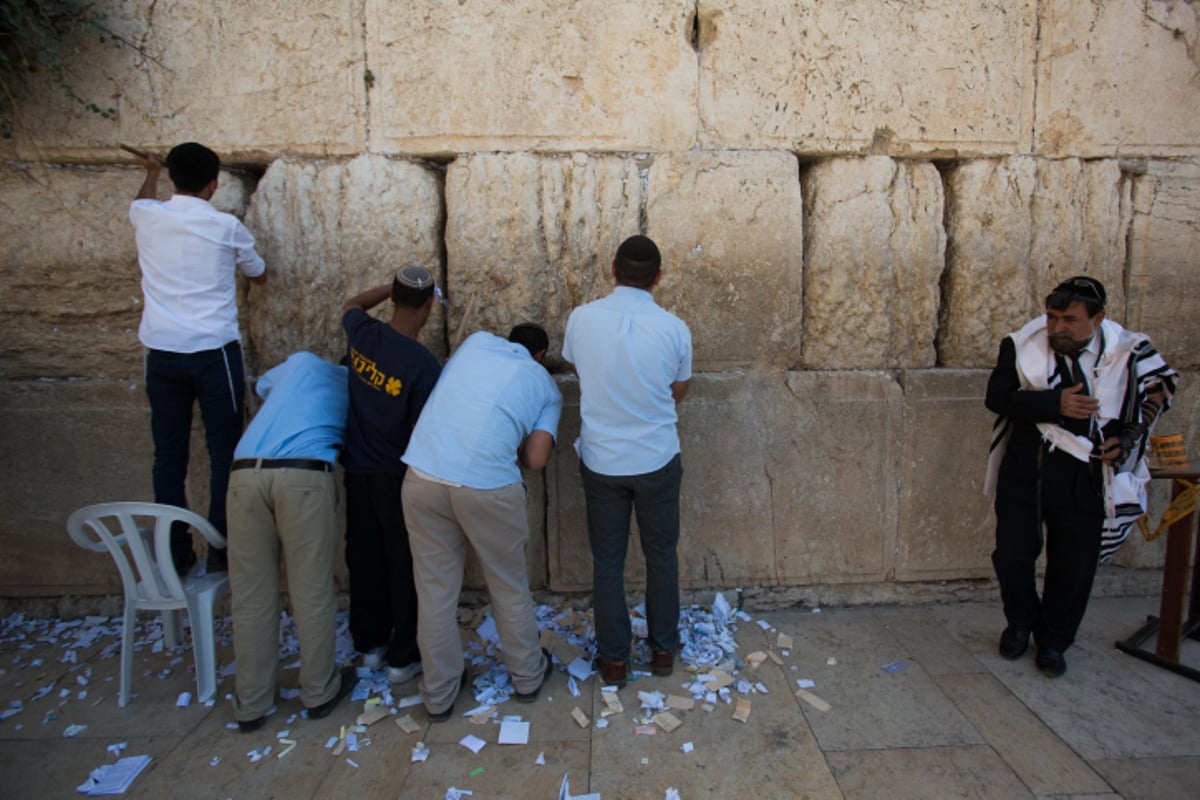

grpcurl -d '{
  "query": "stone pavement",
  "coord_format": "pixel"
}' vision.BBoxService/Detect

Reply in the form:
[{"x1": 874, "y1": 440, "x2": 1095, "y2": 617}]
[{"x1": 0, "y1": 595, "x2": 1197, "y2": 800}]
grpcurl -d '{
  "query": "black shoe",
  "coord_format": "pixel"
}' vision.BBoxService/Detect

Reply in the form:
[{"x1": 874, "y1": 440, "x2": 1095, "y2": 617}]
[
  {"x1": 308, "y1": 666, "x2": 357, "y2": 720},
  {"x1": 998, "y1": 627, "x2": 1030, "y2": 660},
  {"x1": 514, "y1": 648, "x2": 554, "y2": 704},
  {"x1": 1035, "y1": 647, "x2": 1067, "y2": 678},
  {"x1": 206, "y1": 548, "x2": 228, "y2": 573},
  {"x1": 427, "y1": 665, "x2": 471, "y2": 722},
  {"x1": 237, "y1": 704, "x2": 276, "y2": 733}
]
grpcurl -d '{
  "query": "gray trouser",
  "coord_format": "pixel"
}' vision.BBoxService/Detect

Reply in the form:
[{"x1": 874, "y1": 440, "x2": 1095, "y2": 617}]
[{"x1": 402, "y1": 471, "x2": 546, "y2": 714}]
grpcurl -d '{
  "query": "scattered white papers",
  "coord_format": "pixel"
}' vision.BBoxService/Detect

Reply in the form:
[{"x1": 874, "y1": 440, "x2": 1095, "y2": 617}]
[
  {"x1": 411, "y1": 742, "x2": 431, "y2": 763},
  {"x1": 566, "y1": 658, "x2": 593, "y2": 682},
  {"x1": 796, "y1": 678, "x2": 815, "y2": 690},
  {"x1": 106, "y1": 743, "x2": 127, "y2": 757},
  {"x1": 559, "y1": 772, "x2": 602, "y2": 800},
  {"x1": 176, "y1": 692, "x2": 191, "y2": 707},
  {"x1": 681, "y1": 741, "x2": 694, "y2": 754},
  {"x1": 279, "y1": 688, "x2": 301, "y2": 700},
  {"x1": 76, "y1": 755, "x2": 152, "y2": 796},
  {"x1": 459, "y1": 734, "x2": 487, "y2": 754},
  {"x1": 446, "y1": 789, "x2": 474, "y2": 800},
  {"x1": 535, "y1": 751, "x2": 546, "y2": 765},
  {"x1": 63, "y1": 724, "x2": 88, "y2": 738},
  {"x1": 498, "y1": 719, "x2": 530, "y2": 745}
]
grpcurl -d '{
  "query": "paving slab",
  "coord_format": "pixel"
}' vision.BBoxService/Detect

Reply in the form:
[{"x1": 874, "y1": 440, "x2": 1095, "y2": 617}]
[
  {"x1": 1089, "y1": 756, "x2": 1200, "y2": 800},
  {"x1": 390, "y1": 739, "x2": 592, "y2": 799},
  {"x1": 770, "y1": 607, "x2": 985, "y2": 750},
  {"x1": 0, "y1": 735, "x2": 177, "y2": 798},
  {"x1": 132, "y1": 703, "x2": 337, "y2": 800},
  {"x1": 873, "y1": 606, "x2": 988, "y2": 676},
  {"x1": 826, "y1": 745, "x2": 1034, "y2": 799},
  {"x1": 937, "y1": 672, "x2": 1111, "y2": 796}
]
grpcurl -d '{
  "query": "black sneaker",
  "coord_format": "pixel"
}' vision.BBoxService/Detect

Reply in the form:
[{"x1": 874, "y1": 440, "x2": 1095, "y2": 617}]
[
  {"x1": 514, "y1": 648, "x2": 554, "y2": 704},
  {"x1": 308, "y1": 666, "x2": 357, "y2": 720}
]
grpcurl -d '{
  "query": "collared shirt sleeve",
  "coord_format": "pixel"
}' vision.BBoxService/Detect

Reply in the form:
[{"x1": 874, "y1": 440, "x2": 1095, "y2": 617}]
[
  {"x1": 533, "y1": 382, "x2": 564, "y2": 439},
  {"x1": 675, "y1": 323, "x2": 693, "y2": 382},
  {"x1": 232, "y1": 219, "x2": 266, "y2": 278}
]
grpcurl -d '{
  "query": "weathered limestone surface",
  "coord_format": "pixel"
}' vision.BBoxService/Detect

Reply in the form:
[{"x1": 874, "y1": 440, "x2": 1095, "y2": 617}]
[
  {"x1": 1037, "y1": 0, "x2": 1200, "y2": 157},
  {"x1": 0, "y1": 164, "x2": 254, "y2": 379},
  {"x1": 697, "y1": 0, "x2": 1037, "y2": 155},
  {"x1": 895, "y1": 370, "x2": 995, "y2": 581},
  {"x1": 1127, "y1": 159, "x2": 1200, "y2": 370},
  {"x1": 801, "y1": 157, "x2": 946, "y2": 370},
  {"x1": 0, "y1": 380, "x2": 154, "y2": 595},
  {"x1": 243, "y1": 155, "x2": 445, "y2": 372},
  {"x1": 7, "y1": 0, "x2": 365, "y2": 161},
  {"x1": 548, "y1": 371, "x2": 902, "y2": 591},
  {"x1": 647, "y1": 150, "x2": 804, "y2": 370},
  {"x1": 938, "y1": 157, "x2": 1127, "y2": 368},
  {"x1": 444, "y1": 153, "x2": 643, "y2": 363},
  {"x1": 365, "y1": 0, "x2": 697, "y2": 154}
]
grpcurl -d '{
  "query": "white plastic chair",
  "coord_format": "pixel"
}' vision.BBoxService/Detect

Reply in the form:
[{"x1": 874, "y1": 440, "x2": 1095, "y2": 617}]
[{"x1": 66, "y1": 502, "x2": 230, "y2": 707}]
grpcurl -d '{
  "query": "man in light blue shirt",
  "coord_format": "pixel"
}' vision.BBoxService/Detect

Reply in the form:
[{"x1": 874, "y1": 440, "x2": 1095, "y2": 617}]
[
  {"x1": 402, "y1": 325, "x2": 563, "y2": 720},
  {"x1": 562, "y1": 235, "x2": 692, "y2": 687},
  {"x1": 226, "y1": 352, "x2": 356, "y2": 732}
]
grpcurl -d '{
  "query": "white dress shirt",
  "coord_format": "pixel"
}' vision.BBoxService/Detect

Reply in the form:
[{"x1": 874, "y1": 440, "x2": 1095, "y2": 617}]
[{"x1": 130, "y1": 195, "x2": 265, "y2": 352}]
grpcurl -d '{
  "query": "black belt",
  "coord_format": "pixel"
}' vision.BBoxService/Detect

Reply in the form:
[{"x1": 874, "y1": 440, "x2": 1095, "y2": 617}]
[{"x1": 232, "y1": 458, "x2": 333, "y2": 473}]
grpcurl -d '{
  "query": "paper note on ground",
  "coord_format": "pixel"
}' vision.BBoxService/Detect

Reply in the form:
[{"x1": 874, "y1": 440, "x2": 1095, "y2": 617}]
[
  {"x1": 732, "y1": 698, "x2": 752, "y2": 723},
  {"x1": 459, "y1": 734, "x2": 487, "y2": 754},
  {"x1": 796, "y1": 689, "x2": 832, "y2": 713},
  {"x1": 498, "y1": 719, "x2": 530, "y2": 745}
]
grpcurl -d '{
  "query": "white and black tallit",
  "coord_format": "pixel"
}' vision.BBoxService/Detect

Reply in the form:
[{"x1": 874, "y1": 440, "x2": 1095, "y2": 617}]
[{"x1": 985, "y1": 316, "x2": 1177, "y2": 563}]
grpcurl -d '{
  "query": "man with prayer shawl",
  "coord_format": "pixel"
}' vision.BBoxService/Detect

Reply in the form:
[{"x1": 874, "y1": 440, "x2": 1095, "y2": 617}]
[{"x1": 984, "y1": 276, "x2": 1176, "y2": 678}]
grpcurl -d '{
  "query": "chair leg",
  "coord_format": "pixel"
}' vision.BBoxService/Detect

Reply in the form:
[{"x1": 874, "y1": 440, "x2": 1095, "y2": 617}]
[
  {"x1": 162, "y1": 609, "x2": 182, "y2": 649},
  {"x1": 187, "y1": 591, "x2": 220, "y2": 704},
  {"x1": 120, "y1": 603, "x2": 136, "y2": 708}
]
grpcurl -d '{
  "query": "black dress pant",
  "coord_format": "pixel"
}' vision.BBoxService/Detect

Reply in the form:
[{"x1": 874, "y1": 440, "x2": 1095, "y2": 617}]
[
  {"x1": 343, "y1": 471, "x2": 421, "y2": 668},
  {"x1": 992, "y1": 497, "x2": 1104, "y2": 652}
]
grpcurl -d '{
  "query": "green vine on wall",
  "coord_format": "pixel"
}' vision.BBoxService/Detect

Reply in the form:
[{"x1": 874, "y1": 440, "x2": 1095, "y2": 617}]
[{"x1": 0, "y1": 0, "x2": 120, "y2": 138}]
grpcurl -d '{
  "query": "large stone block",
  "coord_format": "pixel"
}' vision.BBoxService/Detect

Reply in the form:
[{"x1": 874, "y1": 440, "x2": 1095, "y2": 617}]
[
  {"x1": 242, "y1": 155, "x2": 445, "y2": 372},
  {"x1": 0, "y1": 380, "x2": 154, "y2": 595},
  {"x1": 800, "y1": 157, "x2": 945, "y2": 369},
  {"x1": 444, "y1": 153, "x2": 643, "y2": 363},
  {"x1": 697, "y1": 0, "x2": 1037, "y2": 156},
  {"x1": 0, "y1": 163, "x2": 253, "y2": 379},
  {"x1": 647, "y1": 151, "x2": 804, "y2": 370},
  {"x1": 7, "y1": 0, "x2": 365, "y2": 161},
  {"x1": 1127, "y1": 159, "x2": 1200, "y2": 370},
  {"x1": 1036, "y1": 0, "x2": 1200, "y2": 157},
  {"x1": 547, "y1": 371, "x2": 903, "y2": 591},
  {"x1": 894, "y1": 370, "x2": 995, "y2": 580},
  {"x1": 938, "y1": 157, "x2": 1127, "y2": 368},
  {"x1": 365, "y1": 0, "x2": 697, "y2": 154}
]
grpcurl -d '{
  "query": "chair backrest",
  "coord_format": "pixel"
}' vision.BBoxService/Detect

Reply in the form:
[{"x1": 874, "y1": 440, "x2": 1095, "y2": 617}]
[{"x1": 66, "y1": 502, "x2": 226, "y2": 611}]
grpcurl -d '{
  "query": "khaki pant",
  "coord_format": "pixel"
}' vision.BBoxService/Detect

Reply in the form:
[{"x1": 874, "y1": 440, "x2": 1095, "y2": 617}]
[
  {"x1": 402, "y1": 472, "x2": 546, "y2": 714},
  {"x1": 227, "y1": 466, "x2": 340, "y2": 720}
]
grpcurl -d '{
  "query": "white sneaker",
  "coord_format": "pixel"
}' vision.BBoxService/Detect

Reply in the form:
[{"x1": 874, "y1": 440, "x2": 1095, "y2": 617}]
[
  {"x1": 361, "y1": 646, "x2": 387, "y2": 671},
  {"x1": 387, "y1": 662, "x2": 424, "y2": 684}
]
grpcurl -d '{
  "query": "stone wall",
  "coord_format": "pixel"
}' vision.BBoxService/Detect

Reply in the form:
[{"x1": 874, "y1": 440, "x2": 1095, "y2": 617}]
[{"x1": 1, "y1": 0, "x2": 1198, "y2": 601}]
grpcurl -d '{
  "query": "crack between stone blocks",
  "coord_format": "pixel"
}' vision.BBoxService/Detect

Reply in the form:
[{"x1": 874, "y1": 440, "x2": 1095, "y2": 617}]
[
  {"x1": 1030, "y1": 0, "x2": 1043, "y2": 152},
  {"x1": 358, "y1": 0, "x2": 372, "y2": 151}
]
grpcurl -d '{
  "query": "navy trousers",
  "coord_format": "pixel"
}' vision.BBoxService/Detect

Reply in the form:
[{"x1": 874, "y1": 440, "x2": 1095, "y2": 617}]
[{"x1": 145, "y1": 342, "x2": 245, "y2": 562}]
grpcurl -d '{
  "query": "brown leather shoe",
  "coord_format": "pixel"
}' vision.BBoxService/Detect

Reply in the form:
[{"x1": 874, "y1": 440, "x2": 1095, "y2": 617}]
[
  {"x1": 651, "y1": 650, "x2": 674, "y2": 677},
  {"x1": 595, "y1": 658, "x2": 628, "y2": 688}
]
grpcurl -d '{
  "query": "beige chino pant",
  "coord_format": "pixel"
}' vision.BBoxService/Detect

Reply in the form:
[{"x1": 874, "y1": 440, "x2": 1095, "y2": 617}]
[
  {"x1": 227, "y1": 466, "x2": 340, "y2": 720},
  {"x1": 402, "y1": 471, "x2": 546, "y2": 715}
]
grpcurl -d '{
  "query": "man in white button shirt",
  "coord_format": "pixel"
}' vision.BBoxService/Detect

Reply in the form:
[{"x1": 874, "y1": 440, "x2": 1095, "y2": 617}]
[
  {"x1": 562, "y1": 235, "x2": 692, "y2": 688},
  {"x1": 129, "y1": 143, "x2": 268, "y2": 575}
]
